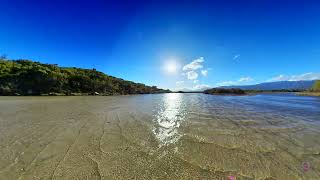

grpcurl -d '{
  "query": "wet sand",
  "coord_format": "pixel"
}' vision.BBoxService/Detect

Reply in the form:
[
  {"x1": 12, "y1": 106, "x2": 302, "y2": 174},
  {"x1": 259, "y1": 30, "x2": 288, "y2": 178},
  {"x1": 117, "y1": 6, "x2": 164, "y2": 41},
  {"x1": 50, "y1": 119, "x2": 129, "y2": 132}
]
[{"x1": 0, "y1": 94, "x2": 319, "y2": 179}]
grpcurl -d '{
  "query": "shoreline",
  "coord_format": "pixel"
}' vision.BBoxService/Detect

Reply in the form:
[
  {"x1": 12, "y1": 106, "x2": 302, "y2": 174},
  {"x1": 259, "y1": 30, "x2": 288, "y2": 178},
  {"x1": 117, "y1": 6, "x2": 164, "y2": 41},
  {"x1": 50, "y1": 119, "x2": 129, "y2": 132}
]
[
  {"x1": 0, "y1": 91, "x2": 311, "y2": 97},
  {"x1": 0, "y1": 92, "x2": 171, "y2": 96},
  {"x1": 296, "y1": 92, "x2": 320, "y2": 97}
]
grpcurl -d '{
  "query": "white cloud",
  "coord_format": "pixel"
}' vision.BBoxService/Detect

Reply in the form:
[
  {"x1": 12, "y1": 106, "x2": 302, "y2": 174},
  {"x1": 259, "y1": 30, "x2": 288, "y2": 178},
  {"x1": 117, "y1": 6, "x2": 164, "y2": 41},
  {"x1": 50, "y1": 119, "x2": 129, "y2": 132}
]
[
  {"x1": 268, "y1": 72, "x2": 320, "y2": 82},
  {"x1": 201, "y1": 70, "x2": 208, "y2": 77},
  {"x1": 187, "y1": 71, "x2": 198, "y2": 80},
  {"x1": 291, "y1": 72, "x2": 320, "y2": 80},
  {"x1": 216, "y1": 76, "x2": 254, "y2": 87},
  {"x1": 179, "y1": 57, "x2": 211, "y2": 87},
  {"x1": 193, "y1": 84, "x2": 211, "y2": 91},
  {"x1": 239, "y1": 76, "x2": 254, "y2": 82},
  {"x1": 268, "y1": 74, "x2": 288, "y2": 82},
  {"x1": 175, "y1": 81, "x2": 184, "y2": 86},
  {"x1": 174, "y1": 84, "x2": 211, "y2": 91},
  {"x1": 216, "y1": 81, "x2": 236, "y2": 87},
  {"x1": 233, "y1": 54, "x2": 240, "y2": 60},
  {"x1": 182, "y1": 57, "x2": 204, "y2": 71}
]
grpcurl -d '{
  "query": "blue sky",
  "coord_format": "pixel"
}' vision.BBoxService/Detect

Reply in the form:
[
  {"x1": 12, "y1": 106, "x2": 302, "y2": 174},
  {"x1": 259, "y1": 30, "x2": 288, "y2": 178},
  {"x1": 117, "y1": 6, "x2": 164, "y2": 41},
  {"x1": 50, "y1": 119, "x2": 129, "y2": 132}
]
[{"x1": 1, "y1": 0, "x2": 320, "y2": 90}]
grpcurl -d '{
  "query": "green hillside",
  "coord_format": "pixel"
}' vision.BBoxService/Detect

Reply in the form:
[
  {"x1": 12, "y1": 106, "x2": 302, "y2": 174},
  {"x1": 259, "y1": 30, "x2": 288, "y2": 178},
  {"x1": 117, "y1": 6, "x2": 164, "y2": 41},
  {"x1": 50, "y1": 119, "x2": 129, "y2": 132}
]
[
  {"x1": 312, "y1": 80, "x2": 320, "y2": 92},
  {"x1": 0, "y1": 58, "x2": 170, "y2": 95}
]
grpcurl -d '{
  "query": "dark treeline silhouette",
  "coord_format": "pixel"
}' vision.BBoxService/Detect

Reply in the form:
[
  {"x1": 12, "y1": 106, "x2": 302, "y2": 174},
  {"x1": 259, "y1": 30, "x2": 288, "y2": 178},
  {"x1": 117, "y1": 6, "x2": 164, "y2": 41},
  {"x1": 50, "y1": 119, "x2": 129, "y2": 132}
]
[
  {"x1": 203, "y1": 88, "x2": 245, "y2": 95},
  {"x1": 0, "y1": 58, "x2": 170, "y2": 95}
]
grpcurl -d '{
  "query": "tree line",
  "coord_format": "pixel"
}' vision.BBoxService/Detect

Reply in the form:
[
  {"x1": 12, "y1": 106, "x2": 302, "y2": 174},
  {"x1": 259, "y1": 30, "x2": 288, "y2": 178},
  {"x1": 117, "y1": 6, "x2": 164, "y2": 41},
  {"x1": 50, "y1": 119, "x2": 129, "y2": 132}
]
[
  {"x1": 0, "y1": 58, "x2": 170, "y2": 95},
  {"x1": 203, "y1": 88, "x2": 245, "y2": 95},
  {"x1": 311, "y1": 80, "x2": 320, "y2": 92}
]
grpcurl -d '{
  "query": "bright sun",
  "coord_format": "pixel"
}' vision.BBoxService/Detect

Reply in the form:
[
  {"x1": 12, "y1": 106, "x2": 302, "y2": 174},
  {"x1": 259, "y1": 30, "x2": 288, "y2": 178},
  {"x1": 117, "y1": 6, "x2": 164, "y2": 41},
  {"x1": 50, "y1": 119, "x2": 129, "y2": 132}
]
[{"x1": 164, "y1": 61, "x2": 177, "y2": 74}]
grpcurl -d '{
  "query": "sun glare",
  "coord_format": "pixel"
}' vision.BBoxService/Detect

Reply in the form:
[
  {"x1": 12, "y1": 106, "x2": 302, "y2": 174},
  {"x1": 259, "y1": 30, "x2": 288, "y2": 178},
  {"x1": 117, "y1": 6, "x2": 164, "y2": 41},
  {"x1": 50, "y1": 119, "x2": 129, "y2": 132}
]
[{"x1": 164, "y1": 61, "x2": 177, "y2": 74}]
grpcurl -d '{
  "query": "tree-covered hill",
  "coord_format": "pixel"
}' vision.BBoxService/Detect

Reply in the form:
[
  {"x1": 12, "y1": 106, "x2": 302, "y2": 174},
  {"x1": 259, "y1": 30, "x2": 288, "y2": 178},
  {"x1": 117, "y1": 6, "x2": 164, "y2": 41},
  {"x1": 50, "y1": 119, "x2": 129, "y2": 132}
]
[
  {"x1": 0, "y1": 58, "x2": 170, "y2": 95},
  {"x1": 311, "y1": 80, "x2": 320, "y2": 92}
]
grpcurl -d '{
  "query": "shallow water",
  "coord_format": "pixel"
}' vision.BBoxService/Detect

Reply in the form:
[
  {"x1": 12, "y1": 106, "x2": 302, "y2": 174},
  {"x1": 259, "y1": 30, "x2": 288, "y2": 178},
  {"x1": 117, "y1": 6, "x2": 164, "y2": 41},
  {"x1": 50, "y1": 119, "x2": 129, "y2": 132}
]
[{"x1": 0, "y1": 93, "x2": 319, "y2": 179}]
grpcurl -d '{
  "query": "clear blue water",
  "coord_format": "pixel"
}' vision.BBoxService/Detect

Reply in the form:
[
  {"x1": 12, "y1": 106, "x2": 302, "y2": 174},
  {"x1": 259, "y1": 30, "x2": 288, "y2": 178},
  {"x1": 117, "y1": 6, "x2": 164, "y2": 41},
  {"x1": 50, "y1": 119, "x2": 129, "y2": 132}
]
[{"x1": 1, "y1": 94, "x2": 319, "y2": 179}]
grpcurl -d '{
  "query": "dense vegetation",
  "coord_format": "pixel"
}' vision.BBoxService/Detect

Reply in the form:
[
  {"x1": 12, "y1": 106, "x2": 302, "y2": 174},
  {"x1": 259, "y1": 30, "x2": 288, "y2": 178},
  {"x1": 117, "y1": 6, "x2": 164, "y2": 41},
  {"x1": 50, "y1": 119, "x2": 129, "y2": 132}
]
[
  {"x1": 0, "y1": 58, "x2": 170, "y2": 95},
  {"x1": 297, "y1": 80, "x2": 320, "y2": 97},
  {"x1": 204, "y1": 88, "x2": 245, "y2": 95},
  {"x1": 311, "y1": 80, "x2": 320, "y2": 92}
]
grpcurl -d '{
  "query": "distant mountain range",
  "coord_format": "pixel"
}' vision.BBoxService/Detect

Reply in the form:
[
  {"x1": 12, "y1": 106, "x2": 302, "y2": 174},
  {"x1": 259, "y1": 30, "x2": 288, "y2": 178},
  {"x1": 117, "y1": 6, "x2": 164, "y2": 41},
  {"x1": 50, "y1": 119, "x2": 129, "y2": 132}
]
[{"x1": 220, "y1": 80, "x2": 316, "y2": 90}]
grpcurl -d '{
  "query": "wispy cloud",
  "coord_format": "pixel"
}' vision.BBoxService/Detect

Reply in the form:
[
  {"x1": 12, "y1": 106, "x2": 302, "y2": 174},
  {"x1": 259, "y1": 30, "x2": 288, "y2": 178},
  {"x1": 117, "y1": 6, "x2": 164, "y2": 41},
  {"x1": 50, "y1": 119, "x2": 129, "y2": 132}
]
[
  {"x1": 175, "y1": 81, "x2": 184, "y2": 86},
  {"x1": 233, "y1": 54, "x2": 240, "y2": 60},
  {"x1": 268, "y1": 72, "x2": 320, "y2": 82},
  {"x1": 187, "y1": 71, "x2": 198, "y2": 80},
  {"x1": 215, "y1": 72, "x2": 320, "y2": 88},
  {"x1": 193, "y1": 84, "x2": 210, "y2": 91},
  {"x1": 182, "y1": 57, "x2": 204, "y2": 71},
  {"x1": 239, "y1": 76, "x2": 254, "y2": 82},
  {"x1": 201, "y1": 70, "x2": 208, "y2": 77},
  {"x1": 216, "y1": 81, "x2": 235, "y2": 87},
  {"x1": 267, "y1": 74, "x2": 287, "y2": 82},
  {"x1": 216, "y1": 76, "x2": 254, "y2": 87},
  {"x1": 175, "y1": 84, "x2": 210, "y2": 92}
]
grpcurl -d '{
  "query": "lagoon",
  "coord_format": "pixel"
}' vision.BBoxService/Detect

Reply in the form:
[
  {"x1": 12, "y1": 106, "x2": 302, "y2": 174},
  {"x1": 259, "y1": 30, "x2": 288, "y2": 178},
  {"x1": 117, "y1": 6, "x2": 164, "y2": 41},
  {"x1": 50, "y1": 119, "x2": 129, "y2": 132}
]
[{"x1": 0, "y1": 93, "x2": 319, "y2": 179}]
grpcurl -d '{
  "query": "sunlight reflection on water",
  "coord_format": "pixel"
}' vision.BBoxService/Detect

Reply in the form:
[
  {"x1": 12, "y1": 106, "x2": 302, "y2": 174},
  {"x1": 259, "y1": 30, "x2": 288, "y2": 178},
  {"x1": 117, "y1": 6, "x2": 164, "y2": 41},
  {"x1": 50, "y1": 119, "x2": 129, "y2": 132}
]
[{"x1": 153, "y1": 93, "x2": 186, "y2": 146}]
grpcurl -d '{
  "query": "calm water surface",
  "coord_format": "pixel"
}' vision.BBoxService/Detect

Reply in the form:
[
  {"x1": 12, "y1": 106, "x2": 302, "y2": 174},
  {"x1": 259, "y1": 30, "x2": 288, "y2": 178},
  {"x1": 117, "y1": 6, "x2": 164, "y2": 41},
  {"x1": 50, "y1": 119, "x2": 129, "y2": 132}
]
[{"x1": 0, "y1": 93, "x2": 319, "y2": 179}]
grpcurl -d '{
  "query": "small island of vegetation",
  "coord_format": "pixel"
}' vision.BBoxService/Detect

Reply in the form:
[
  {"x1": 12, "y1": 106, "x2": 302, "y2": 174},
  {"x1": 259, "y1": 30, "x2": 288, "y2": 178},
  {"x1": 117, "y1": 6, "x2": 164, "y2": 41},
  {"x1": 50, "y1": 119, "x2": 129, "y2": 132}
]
[
  {"x1": 204, "y1": 88, "x2": 245, "y2": 95},
  {"x1": 0, "y1": 57, "x2": 170, "y2": 96}
]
